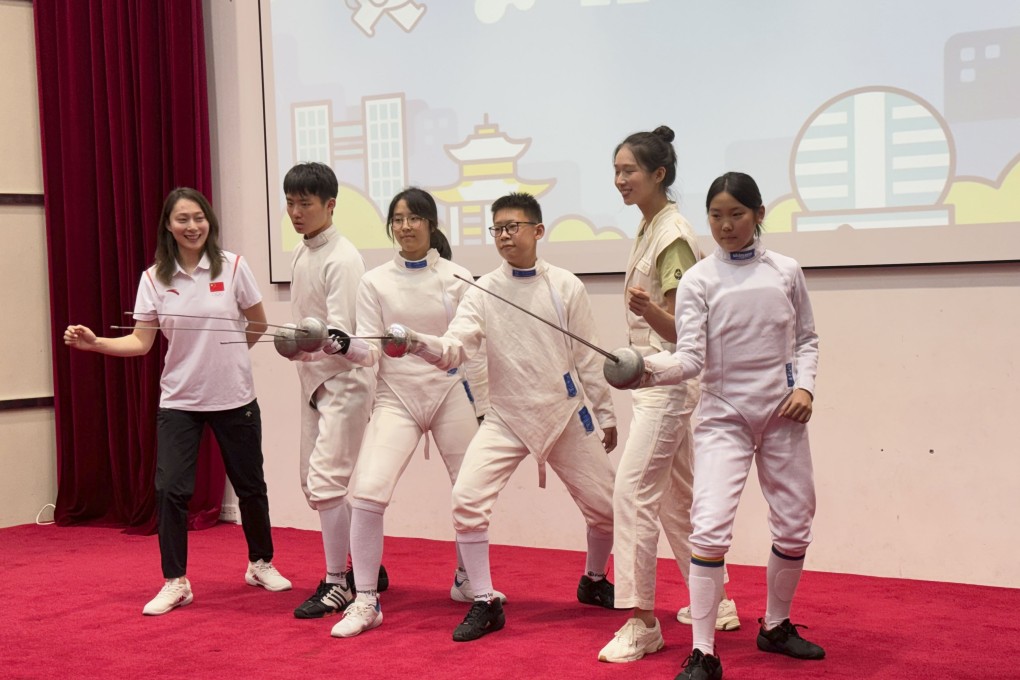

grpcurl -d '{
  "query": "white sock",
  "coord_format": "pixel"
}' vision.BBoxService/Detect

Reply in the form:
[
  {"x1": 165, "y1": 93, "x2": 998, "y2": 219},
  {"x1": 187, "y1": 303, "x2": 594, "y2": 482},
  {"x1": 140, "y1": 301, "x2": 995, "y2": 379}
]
[
  {"x1": 765, "y1": 546, "x2": 805, "y2": 629},
  {"x1": 350, "y1": 500, "x2": 386, "y2": 593},
  {"x1": 584, "y1": 527, "x2": 613, "y2": 580},
  {"x1": 455, "y1": 540, "x2": 465, "y2": 573},
  {"x1": 353, "y1": 590, "x2": 379, "y2": 607},
  {"x1": 689, "y1": 558, "x2": 725, "y2": 655},
  {"x1": 319, "y1": 501, "x2": 352, "y2": 584},
  {"x1": 456, "y1": 530, "x2": 493, "y2": 602}
]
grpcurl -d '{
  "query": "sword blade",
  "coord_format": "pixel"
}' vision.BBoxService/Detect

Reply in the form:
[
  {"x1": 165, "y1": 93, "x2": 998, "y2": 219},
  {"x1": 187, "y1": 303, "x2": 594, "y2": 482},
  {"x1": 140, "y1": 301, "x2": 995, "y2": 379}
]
[
  {"x1": 452, "y1": 274, "x2": 618, "y2": 362},
  {"x1": 219, "y1": 335, "x2": 392, "y2": 345},
  {"x1": 122, "y1": 311, "x2": 305, "y2": 332},
  {"x1": 111, "y1": 325, "x2": 265, "y2": 335}
]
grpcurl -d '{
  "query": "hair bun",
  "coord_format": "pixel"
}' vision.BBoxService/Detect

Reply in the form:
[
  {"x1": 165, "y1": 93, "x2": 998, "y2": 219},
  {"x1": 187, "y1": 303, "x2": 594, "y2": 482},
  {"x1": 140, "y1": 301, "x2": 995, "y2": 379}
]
[{"x1": 652, "y1": 125, "x2": 675, "y2": 143}]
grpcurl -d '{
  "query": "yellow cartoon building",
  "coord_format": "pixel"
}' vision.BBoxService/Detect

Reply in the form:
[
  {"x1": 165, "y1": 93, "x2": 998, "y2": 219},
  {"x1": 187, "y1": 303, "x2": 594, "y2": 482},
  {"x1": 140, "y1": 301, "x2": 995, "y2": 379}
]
[{"x1": 431, "y1": 116, "x2": 556, "y2": 246}]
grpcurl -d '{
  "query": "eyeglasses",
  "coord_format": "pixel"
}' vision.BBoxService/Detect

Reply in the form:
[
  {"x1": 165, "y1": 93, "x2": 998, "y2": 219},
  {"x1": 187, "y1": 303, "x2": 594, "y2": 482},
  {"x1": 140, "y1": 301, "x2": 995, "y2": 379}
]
[
  {"x1": 488, "y1": 221, "x2": 537, "y2": 237},
  {"x1": 391, "y1": 215, "x2": 426, "y2": 228}
]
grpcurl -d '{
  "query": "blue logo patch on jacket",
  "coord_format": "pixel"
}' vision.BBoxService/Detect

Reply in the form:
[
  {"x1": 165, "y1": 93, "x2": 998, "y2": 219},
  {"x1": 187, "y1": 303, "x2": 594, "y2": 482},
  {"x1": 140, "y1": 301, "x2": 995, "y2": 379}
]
[
  {"x1": 563, "y1": 372, "x2": 577, "y2": 397},
  {"x1": 730, "y1": 248, "x2": 755, "y2": 261},
  {"x1": 578, "y1": 406, "x2": 594, "y2": 433},
  {"x1": 786, "y1": 363, "x2": 794, "y2": 387}
]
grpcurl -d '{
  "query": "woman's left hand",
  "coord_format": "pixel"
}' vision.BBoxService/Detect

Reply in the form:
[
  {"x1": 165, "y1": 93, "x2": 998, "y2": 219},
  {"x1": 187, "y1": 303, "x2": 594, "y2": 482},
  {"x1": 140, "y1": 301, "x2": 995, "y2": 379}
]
[{"x1": 627, "y1": 286, "x2": 651, "y2": 317}]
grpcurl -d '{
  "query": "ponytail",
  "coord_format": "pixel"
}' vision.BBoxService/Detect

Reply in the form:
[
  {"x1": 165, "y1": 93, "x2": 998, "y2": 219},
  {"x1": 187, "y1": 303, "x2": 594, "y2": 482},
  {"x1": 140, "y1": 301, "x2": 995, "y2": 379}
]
[{"x1": 431, "y1": 228, "x2": 452, "y2": 260}]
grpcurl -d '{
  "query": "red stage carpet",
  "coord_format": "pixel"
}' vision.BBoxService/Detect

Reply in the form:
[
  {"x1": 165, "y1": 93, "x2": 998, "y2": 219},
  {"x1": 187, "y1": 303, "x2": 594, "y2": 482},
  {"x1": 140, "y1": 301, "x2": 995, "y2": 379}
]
[{"x1": 3, "y1": 523, "x2": 1018, "y2": 679}]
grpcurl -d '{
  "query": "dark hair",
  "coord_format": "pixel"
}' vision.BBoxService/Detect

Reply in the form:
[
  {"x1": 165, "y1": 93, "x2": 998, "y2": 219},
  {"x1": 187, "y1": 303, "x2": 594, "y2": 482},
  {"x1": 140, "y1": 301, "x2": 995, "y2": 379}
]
[
  {"x1": 491, "y1": 192, "x2": 542, "y2": 224},
  {"x1": 706, "y1": 172, "x2": 764, "y2": 238},
  {"x1": 385, "y1": 187, "x2": 451, "y2": 260},
  {"x1": 154, "y1": 188, "x2": 223, "y2": 286},
  {"x1": 614, "y1": 125, "x2": 678, "y2": 196},
  {"x1": 283, "y1": 162, "x2": 339, "y2": 203}
]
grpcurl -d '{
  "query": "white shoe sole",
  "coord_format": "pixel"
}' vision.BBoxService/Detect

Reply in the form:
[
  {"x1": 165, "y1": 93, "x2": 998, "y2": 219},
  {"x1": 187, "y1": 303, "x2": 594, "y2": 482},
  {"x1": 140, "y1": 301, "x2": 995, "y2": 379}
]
[
  {"x1": 598, "y1": 638, "x2": 664, "y2": 663},
  {"x1": 331, "y1": 611, "x2": 383, "y2": 638},
  {"x1": 245, "y1": 574, "x2": 292, "y2": 592},
  {"x1": 142, "y1": 593, "x2": 193, "y2": 616},
  {"x1": 716, "y1": 614, "x2": 740, "y2": 631}
]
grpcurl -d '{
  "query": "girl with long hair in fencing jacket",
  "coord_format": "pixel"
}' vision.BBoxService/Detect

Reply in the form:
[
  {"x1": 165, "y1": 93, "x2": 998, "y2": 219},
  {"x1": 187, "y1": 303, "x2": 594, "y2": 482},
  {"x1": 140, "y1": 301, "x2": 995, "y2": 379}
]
[
  {"x1": 323, "y1": 187, "x2": 500, "y2": 639},
  {"x1": 631, "y1": 172, "x2": 824, "y2": 680}
]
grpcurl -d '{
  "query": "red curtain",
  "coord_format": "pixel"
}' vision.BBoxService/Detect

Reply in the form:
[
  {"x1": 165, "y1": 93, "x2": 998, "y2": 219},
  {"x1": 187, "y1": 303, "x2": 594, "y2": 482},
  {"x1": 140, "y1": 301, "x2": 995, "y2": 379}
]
[{"x1": 36, "y1": 0, "x2": 225, "y2": 534}]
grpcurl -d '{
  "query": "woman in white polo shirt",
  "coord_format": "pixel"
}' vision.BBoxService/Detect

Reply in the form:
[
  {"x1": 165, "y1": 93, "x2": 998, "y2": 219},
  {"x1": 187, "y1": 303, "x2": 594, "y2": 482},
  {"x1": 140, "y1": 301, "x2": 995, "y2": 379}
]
[{"x1": 64, "y1": 187, "x2": 291, "y2": 616}]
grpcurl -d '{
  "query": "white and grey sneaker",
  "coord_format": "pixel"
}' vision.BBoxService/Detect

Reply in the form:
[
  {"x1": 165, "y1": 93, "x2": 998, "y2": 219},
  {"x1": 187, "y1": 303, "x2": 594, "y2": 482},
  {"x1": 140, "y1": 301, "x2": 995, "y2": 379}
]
[
  {"x1": 294, "y1": 578, "x2": 354, "y2": 619},
  {"x1": 676, "y1": 597, "x2": 741, "y2": 631},
  {"x1": 597, "y1": 617, "x2": 664, "y2": 663},
  {"x1": 142, "y1": 577, "x2": 193, "y2": 616},
  {"x1": 245, "y1": 559, "x2": 292, "y2": 592},
  {"x1": 450, "y1": 569, "x2": 507, "y2": 604},
  {"x1": 331, "y1": 598, "x2": 383, "y2": 638}
]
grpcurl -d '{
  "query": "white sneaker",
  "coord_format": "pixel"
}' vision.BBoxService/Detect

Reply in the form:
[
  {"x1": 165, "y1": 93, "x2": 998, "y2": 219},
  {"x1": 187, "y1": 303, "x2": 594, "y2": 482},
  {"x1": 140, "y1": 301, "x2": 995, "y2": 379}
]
[
  {"x1": 245, "y1": 560, "x2": 293, "y2": 592},
  {"x1": 331, "y1": 598, "x2": 383, "y2": 638},
  {"x1": 597, "y1": 617, "x2": 664, "y2": 663},
  {"x1": 142, "y1": 577, "x2": 193, "y2": 616},
  {"x1": 676, "y1": 597, "x2": 741, "y2": 631},
  {"x1": 450, "y1": 570, "x2": 508, "y2": 604}
]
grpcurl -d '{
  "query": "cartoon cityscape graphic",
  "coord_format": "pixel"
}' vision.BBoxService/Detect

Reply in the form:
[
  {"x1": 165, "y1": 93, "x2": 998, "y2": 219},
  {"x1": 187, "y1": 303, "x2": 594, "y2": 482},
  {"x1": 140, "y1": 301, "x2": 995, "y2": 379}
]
[
  {"x1": 764, "y1": 25, "x2": 1019, "y2": 234},
  {"x1": 278, "y1": 24, "x2": 1019, "y2": 253},
  {"x1": 281, "y1": 96, "x2": 620, "y2": 252}
]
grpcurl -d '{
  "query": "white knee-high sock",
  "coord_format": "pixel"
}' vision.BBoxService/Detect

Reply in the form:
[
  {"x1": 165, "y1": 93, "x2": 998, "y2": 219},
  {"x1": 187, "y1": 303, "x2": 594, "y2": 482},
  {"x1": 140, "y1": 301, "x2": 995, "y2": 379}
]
[
  {"x1": 689, "y1": 557, "x2": 725, "y2": 655},
  {"x1": 318, "y1": 501, "x2": 352, "y2": 584},
  {"x1": 455, "y1": 539, "x2": 465, "y2": 572},
  {"x1": 585, "y1": 527, "x2": 613, "y2": 580},
  {"x1": 350, "y1": 500, "x2": 386, "y2": 594},
  {"x1": 456, "y1": 530, "x2": 492, "y2": 602},
  {"x1": 765, "y1": 545, "x2": 805, "y2": 629}
]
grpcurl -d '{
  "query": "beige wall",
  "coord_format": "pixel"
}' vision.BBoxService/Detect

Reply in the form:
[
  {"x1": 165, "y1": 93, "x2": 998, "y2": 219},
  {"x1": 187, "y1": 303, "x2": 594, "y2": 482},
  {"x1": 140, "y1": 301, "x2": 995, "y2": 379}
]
[
  {"x1": 4, "y1": 0, "x2": 1012, "y2": 588},
  {"x1": 0, "y1": 0, "x2": 58, "y2": 528},
  {"x1": 20, "y1": 0, "x2": 1012, "y2": 575}
]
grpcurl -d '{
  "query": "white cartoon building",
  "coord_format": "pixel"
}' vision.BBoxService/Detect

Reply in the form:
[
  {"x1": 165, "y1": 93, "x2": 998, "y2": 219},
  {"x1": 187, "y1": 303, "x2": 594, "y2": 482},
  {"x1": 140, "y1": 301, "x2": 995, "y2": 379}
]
[
  {"x1": 431, "y1": 116, "x2": 555, "y2": 246},
  {"x1": 292, "y1": 94, "x2": 408, "y2": 213},
  {"x1": 791, "y1": 87, "x2": 954, "y2": 231}
]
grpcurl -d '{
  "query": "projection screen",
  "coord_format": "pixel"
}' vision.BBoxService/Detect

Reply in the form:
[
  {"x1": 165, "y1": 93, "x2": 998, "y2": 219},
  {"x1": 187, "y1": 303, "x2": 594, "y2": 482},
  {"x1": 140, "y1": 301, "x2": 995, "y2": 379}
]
[{"x1": 259, "y1": 0, "x2": 1020, "y2": 281}]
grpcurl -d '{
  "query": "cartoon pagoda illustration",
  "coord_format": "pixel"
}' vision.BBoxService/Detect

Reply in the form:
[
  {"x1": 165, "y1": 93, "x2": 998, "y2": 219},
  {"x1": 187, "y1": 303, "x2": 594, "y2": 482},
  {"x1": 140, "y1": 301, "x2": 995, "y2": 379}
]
[{"x1": 431, "y1": 115, "x2": 556, "y2": 246}]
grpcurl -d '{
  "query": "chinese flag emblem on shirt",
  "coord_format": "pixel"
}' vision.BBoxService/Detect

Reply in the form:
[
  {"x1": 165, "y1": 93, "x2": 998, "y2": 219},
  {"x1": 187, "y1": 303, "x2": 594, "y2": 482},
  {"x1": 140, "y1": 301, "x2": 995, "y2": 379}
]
[{"x1": 209, "y1": 281, "x2": 225, "y2": 292}]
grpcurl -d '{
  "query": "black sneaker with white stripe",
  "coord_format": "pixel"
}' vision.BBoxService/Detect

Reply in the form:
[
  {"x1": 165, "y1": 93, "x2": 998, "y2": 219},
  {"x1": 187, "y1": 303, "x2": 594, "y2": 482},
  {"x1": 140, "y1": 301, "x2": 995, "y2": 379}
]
[{"x1": 293, "y1": 579, "x2": 354, "y2": 619}]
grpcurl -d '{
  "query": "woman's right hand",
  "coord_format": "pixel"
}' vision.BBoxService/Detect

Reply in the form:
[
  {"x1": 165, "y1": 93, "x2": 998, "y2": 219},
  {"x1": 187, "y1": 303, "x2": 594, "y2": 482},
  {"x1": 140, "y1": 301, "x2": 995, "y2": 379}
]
[
  {"x1": 64, "y1": 324, "x2": 97, "y2": 351},
  {"x1": 626, "y1": 285, "x2": 652, "y2": 317}
]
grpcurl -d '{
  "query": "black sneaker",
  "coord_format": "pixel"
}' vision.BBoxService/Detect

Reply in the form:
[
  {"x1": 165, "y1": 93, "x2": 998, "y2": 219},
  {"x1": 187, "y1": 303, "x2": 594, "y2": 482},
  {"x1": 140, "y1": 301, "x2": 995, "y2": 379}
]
[
  {"x1": 675, "y1": 649, "x2": 722, "y2": 680},
  {"x1": 344, "y1": 564, "x2": 390, "y2": 593},
  {"x1": 756, "y1": 618, "x2": 825, "y2": 660},
  {"x1": 577, "y1": 575, "x2": 615, "y2": 609},
  {"x1": 452, "y1": 599, "x2": 506, "y2": 642},
  {"x1": 293, "y1": 579, "x2": 354, "y2": 619}
]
